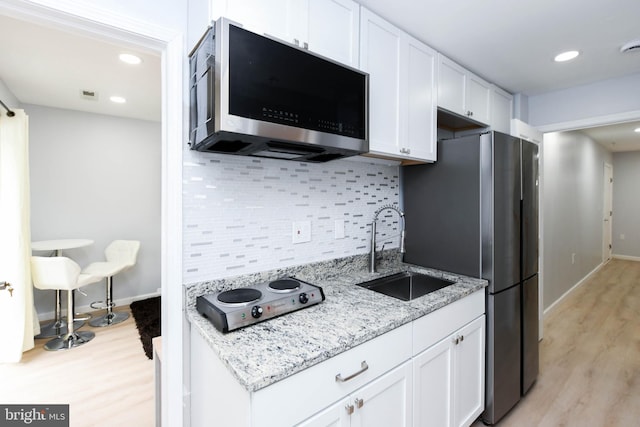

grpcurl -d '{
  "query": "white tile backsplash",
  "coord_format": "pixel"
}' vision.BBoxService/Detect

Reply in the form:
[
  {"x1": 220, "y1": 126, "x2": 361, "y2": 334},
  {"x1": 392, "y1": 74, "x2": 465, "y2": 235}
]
[{"x1": 183, "y1": 151, "x2": 401, "y2": 283}]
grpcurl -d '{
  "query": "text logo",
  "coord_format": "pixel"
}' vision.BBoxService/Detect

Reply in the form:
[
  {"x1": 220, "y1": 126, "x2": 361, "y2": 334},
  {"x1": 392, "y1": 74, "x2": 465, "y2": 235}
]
[{"x1": 0, "y1": 405, "x2": 69, "y2": 426}]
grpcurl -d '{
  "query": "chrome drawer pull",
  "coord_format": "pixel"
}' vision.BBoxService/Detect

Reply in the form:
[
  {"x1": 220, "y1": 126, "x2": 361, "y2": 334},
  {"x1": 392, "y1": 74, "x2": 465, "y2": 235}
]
[{"x1": 335, "y1": 360, "x2": 369, "y2": 382}]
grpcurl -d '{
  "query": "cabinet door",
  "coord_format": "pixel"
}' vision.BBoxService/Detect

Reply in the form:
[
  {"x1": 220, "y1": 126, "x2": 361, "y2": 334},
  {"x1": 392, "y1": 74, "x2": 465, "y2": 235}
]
[
  {"x1": 404, "y1": 34, "x2": 437, "y2": 161},
  {"x1": 307, "y1": 0, "x2": 360, "y2": 66},
  {"x1": 452, "y1": 316, "x2": 485, "y2": 427},
  {"x1": 490, "y1": 85, "x2": 513, "y2": 134},
  {"x1": 352, "y1": 362, "x2": 412, "y2": 427},
  {"x1": 437, "y1": 54, "x2": 466, "y2": 116},
  {"x1": 413, "y1": 337, "x2": 453, "y2": 427},
  {"x1": 466, "y1": 72, "x2": 491, "y2": 125},
  {"x1": 297, "y1": 397, "x2": 351, "y2": 427},
  {"x1": 360, "y1": 8, "x2": 402, "y2": 156},
  {"x1": 224, "y1": 0, "x2": 304, "y2": 44}
]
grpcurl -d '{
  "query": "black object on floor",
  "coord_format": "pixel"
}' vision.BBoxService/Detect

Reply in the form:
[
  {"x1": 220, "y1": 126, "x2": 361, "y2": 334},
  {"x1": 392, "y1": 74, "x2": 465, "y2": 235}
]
[{"x1": 130, "y1": 296, "x2": 161, "y2": 359}]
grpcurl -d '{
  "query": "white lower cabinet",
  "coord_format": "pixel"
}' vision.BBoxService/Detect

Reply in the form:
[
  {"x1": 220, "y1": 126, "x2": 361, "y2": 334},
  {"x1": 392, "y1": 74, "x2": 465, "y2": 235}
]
[
  {"x1": 413, "y1": 316, "x2": 485, "y2": 427},
  {"x1": 190, "y1": 290, "x2": 485, "y2": 427},
  {"x1": 299, "y1": 361, "x2": 412, "y2": 427}
]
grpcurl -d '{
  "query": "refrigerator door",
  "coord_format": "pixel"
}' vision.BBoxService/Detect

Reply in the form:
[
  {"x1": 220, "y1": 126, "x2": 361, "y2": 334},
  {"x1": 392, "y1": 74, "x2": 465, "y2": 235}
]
[
  {"x1": 522, "y1": 274, "x2": 539, "y2": 395},
  {"x1": 482, "y1": 285, "x2": 521, "y2": 424},
  {"x1": 403, "y1": 135, "x2": 482, "y2": 277},
  {"x1": 489, "y1": 132, "x2": 521, "y2": 294},
  {"x1": 522, "y1": 140, "x2": 539, "y2": 280},
  {"x1": 484, "y1": 285, "x2": 521, "y2": 425}
]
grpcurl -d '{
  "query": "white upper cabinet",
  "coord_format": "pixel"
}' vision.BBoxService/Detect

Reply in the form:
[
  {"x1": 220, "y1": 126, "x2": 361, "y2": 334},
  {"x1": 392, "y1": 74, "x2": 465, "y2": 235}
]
[
  {"x1": 307, "y1": 0, "x2": 360, "y2": 67},
  {"x1": 437, "y1": 56, "x2": 466, "y2": 117},
  {"x1": 359, "y1": 8, "x2": 402, "y2": 157},
  {"x1": 490, "y1": 84, "x2": 513, "y2": 134},
  {"x1": 438, "y1": 54, "x2": 491, "y2": 126},
  {"x1": 466, "y1": 73, "x2": 491, "y2": 125},
  {"x1": 211, "y1": 0, "x2": 360, "y2": 67},
  {"x1": 360, "y1": 8, "x2": 437, "y2": 162},
  {"x1": 405, "y1": 36, "x2": 438, "y2": 161}
]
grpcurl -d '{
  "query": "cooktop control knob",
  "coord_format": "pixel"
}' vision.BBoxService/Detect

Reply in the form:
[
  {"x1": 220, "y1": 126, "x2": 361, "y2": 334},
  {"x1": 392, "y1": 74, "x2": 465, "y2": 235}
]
[
  {"x1": 299, "y1": 293, "x2": 309, "y2": 304},
  {"x1": 251, "y1": 305, "x2": 263, "y2": 318}
]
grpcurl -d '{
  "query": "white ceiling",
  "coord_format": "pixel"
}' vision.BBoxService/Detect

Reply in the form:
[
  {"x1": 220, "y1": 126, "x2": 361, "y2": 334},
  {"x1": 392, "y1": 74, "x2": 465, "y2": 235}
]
[
  {"x1": 0, "y1": 14, "x2": 161, "y2": 122},
  {"x1": 1, "y1": 2, "x2": 639, "y2": 148}
]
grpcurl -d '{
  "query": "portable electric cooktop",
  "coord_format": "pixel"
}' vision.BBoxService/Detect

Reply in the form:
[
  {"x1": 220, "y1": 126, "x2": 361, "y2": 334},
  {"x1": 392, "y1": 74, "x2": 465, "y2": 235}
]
[{"x1": 196, "y1": 277, "x2": 325, "y2": 333}]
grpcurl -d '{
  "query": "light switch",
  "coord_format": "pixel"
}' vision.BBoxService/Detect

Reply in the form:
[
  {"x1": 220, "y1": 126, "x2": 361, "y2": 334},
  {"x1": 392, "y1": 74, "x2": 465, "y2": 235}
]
[{"x1": 292, "y1": 221, "x2": 311, "y2": 244}]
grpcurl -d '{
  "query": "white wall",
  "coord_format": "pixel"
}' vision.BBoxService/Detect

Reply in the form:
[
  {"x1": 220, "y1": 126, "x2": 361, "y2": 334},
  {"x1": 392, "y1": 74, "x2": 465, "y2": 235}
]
[
  {"x1": 182, "y1": 151, "x2": 401, "y2": 283},
  {"x1": 612, "y1": 151, "x2": 640, "y2": 259},
  {"x1": 528, "y1": 72, "x2": 640, "y2": 129},
  {"x1": 27, "y1": 104, "x2": 161, "y2": 316},
  {"x1": 541, "y1": 130, "x2": 612, "y2": 309}
]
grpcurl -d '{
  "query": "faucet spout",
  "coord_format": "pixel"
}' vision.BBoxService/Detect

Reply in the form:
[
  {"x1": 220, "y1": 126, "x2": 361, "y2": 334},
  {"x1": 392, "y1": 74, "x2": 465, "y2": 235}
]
[{"x1": 369, "y1": 205, "x2": 405, "y2": 273}]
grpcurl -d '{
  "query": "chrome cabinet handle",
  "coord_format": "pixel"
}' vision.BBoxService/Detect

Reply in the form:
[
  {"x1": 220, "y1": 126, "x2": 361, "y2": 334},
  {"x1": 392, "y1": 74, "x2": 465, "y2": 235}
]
[
  {"x1": 345, "y1": 404, "x2": 354, "y2": 415},
  {"x1": 355, "y1": 397, "x2": 364, "y2": 409},
  {"x1": 336, "y1": 360, "x2": 369, "y2": 382}
]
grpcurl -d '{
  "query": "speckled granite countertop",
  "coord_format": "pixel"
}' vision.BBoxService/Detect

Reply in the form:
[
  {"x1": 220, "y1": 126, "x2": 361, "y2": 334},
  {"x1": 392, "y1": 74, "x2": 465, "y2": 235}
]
[{"x1": 185, "y1": 252, "x2": 487, "y2": 393}]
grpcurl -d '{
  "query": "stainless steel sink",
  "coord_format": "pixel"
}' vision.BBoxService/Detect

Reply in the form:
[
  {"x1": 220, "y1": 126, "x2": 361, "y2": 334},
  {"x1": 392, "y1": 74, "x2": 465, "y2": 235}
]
[{"x1": 357, "y1": 271, "x2": 455, "y2": 301}]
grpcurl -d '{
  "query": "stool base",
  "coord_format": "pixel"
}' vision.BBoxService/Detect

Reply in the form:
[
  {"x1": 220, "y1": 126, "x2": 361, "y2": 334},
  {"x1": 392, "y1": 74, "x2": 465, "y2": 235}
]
[
  {"x1": 89, "y1": 311, "x2": 129, "y2": 327},
  {"x1": 35, "y1": 319, "x2": 85, "y2": 339},
  {"x1": 44, "y1": 330, "x2": 95, "y2": 351}
]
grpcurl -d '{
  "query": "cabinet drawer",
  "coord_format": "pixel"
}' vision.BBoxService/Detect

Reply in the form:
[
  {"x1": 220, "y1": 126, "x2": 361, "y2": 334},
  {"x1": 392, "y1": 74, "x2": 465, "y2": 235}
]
[
  {"x1": 252, "y1": 322, "x2": 412, "y2": 427},
  {"x1": 412, "y1": 290, "x2": 484, "y2": 356}
]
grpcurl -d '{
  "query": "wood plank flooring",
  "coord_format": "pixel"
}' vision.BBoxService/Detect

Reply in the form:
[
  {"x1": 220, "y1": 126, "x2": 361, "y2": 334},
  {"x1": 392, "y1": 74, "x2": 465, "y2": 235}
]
[
  {"x1": 0, "y1": 306, "x2": 154, "y2": 427},
  {"x1": 474, "y1": 259, "x2": 640, "y2": 426}
]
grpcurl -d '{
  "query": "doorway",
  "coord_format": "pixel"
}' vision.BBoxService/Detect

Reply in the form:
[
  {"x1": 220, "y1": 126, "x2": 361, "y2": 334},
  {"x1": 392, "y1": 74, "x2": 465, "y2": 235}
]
[{"x1": 0, "y1": 3, "x2": 183, "y2": 425}]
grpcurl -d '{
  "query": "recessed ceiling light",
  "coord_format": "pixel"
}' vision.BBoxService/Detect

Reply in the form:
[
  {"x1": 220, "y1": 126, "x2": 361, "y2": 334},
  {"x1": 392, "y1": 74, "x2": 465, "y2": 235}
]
[
  {"x1": 634, "y1": 127, "x2": 640, "y2": 133},
  {"x1": 110, "y1": 96, "x2": 127, "y2": 104},
  {"x1": 119, "y1": 53, "x2": 142, "y2": 65},
  {"x1": 554, "y1": 50, "x2": 580, "y2": 62}
]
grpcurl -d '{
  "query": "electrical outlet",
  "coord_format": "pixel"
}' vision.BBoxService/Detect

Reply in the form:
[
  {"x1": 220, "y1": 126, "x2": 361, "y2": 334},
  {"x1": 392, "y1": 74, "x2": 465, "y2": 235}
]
[
  {"x1": 620, "y1": 234, "x2": 626, "y2": 240},
  {"x1": 335, "y1": 219, "x2": 345, "y2": 239},
  {"x1": 292, "y1": 221, "x2": 311, "y2": 244},
  {"x1": 571, "y1": 253, "x2": 576, "y2": 264}
]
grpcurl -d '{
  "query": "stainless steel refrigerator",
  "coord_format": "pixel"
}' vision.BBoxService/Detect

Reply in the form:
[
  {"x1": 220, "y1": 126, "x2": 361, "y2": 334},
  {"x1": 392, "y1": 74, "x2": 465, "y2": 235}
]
[{"x1": 402, "y1": 131, "x2": 539, "y2": 425}]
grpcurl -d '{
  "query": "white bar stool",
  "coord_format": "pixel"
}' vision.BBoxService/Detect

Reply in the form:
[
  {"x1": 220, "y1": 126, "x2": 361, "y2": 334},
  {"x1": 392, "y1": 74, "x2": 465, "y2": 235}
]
[
  {"x1": 31, "y1": 256, "x2": 102, "y2": 351},
  {"x1": 83, "y1": 240, "x2": 140, "y2": 327}
]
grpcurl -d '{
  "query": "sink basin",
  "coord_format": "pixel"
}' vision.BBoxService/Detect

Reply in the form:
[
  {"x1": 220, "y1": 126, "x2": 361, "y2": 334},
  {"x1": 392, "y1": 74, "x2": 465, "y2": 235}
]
[{"x1": 357, "y1": 271, "x2": 455, "y2": 301}]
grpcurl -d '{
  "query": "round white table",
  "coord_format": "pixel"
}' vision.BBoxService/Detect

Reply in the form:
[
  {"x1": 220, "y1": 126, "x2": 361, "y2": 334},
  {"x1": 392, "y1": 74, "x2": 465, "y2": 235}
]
[
  {"x1": 31, "y1": 239, "x2": 94, "y2": 256},
  {"x1": 31, "y1": 239, "x2": 94, "y2": 338}
]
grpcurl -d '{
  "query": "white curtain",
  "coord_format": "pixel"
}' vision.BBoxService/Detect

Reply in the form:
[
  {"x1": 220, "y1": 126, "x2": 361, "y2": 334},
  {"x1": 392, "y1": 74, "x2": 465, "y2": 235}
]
[{"x1": 0, "y1": 109, "x2": 39, "y2": 363}]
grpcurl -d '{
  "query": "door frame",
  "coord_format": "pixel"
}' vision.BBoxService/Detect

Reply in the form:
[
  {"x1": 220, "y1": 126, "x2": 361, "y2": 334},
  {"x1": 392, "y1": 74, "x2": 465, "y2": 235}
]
[
  {"x1": 0, "y1": 1, "x2": 184, "y2": 425},
  {"x1": 602, "y1": 162, "x2": 613, "y2": 262}
]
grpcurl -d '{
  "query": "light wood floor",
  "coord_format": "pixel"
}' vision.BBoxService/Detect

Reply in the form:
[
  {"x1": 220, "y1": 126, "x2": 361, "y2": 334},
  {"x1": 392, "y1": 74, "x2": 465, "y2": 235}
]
[
  {"x1": 473, "y1": 258, "x2": 640, "y2": 426},
  {"x1": 0, "y1": 306, "x2": 154, "y2": 427}
]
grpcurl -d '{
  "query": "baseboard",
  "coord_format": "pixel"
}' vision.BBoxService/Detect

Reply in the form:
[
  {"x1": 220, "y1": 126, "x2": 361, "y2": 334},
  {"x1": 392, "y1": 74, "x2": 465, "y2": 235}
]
[
  {"x1": 612, "y1": 254, "x2": 640, "y2": 262},
  {"x1": 37, "y1": 291, "x2": 161, "y2": 322},
  {"x1": 543, "y1": 262, "x2": 604, "y2": 317}
]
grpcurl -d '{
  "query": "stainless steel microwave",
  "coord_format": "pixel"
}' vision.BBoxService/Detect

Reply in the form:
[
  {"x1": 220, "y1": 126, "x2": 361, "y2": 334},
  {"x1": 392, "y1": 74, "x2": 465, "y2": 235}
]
[{"x1": 188, "y1": 17, "x2": 369, "y2": 162}]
